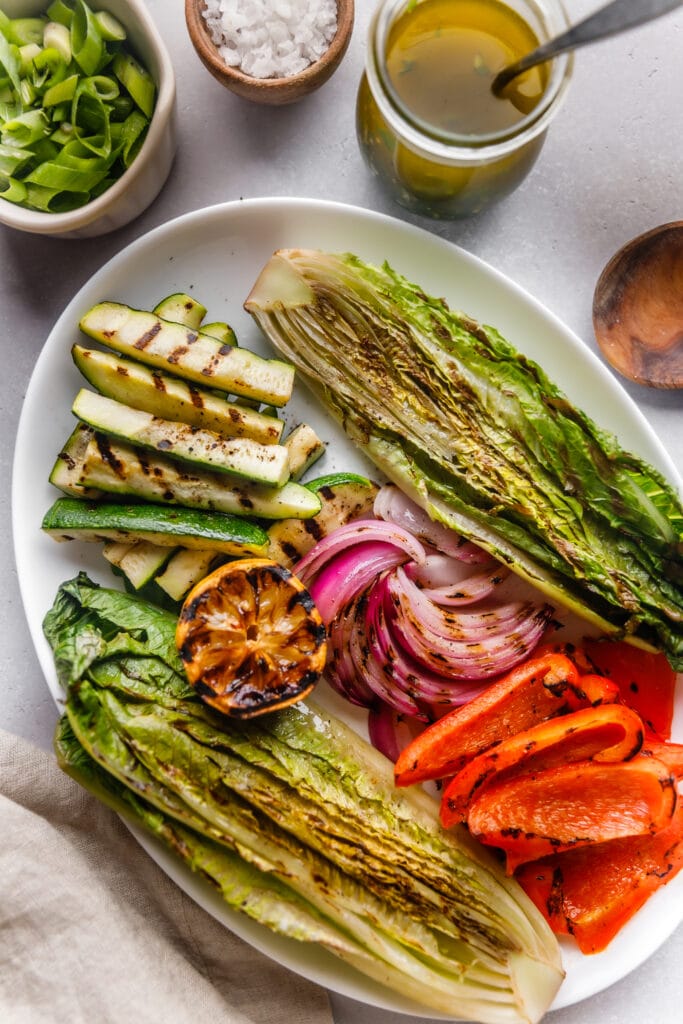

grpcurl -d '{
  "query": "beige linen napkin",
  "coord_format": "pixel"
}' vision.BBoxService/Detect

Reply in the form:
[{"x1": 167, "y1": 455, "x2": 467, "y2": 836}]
[{"x1": 0, "y1": 727, "x2": 334, "y2": 1024}]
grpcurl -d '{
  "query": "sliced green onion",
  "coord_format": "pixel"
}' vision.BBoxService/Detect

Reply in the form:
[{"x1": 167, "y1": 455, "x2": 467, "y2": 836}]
[
  {"x1": 44, "y1": 21, "x2": 72, "y2": 63},
  {"x1": 93, "y1": 10, "x2": 125, "y2": 42},
  {"x1": 0, "y1": 143, "x2": 32, "y2": 176},
  {"x1": 6, "y1": 18, "x2": 45, "y2": 47},
  {"x1": 31, "y1": 135, "x2": 61, "y2": 163},
  {"x1": 113, "y1": 51, "x2": 155, "y2": 118},
  {"x1": 0, "y1": 31, "x2": 22, "y2": 94},
  {"x1": 49, "y1": 102, "x2": 69, "y2": 122},
  {"x1": 70, "y1": 0, "x2": 103, "y2": 76},
  {"x1": 19, "y1": 76, "x2": 37, "y2": 106},
  {"x1": 108, "y1": 93, "x2": 132, "y2": 121},
  {"x1": 43, "y1": 71, "x2": 79, "y2": 106},
  {"x1": 47, "y1": 1, "x2": 76, "y2": 29},
  {"x1": 71, "y1": 78, "x2": 110, "y2": 155},
  {"x1": 25, "y1": 156, "x2": 108, "y2": 193},
  {"x1": 0, "y1": 0, "x2": 156, "y2": 214},
  {"x1": 31, "y1": 46, "x2": 67, "y2": 90},
  {"x1": 50, "y1": 120, "x2": 75, "y2": 145},
  {"x1": 2, "y1": 108, "x2": 49, "y2": 148},
  {"x1": 0, "y1": 174, "x2": 27, "y2": 204},
  {"x1": 82, "y1": 73, "x2": 118, "y2": 101},
  {"x1": 0, "y1": 99, "x2": 20, "y2": 120},
  {"x1": 18, "y1": 42, "x2": 42, "y2": 74},
  {"x1": 24, "y1": 179, "x2": 89, "y2": 211},
  {"x1": 117, "y1": 109, "x2": 147, "y2": 167}
]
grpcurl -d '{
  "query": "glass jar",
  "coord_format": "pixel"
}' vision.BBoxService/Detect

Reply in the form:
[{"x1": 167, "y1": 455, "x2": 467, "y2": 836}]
[{"x1": 357, "y1": 0, "x2": 573, "y2": 219}]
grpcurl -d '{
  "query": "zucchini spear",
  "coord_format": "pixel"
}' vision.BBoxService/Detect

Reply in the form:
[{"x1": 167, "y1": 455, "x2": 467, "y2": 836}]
[
  {"x1": 50, "y1": 428, "x2": 322, "y2": 520},
  {"x1": 71, "y1": 346, "x2": 282, "y2": 444},
  {"x1": 42, "y1": 498, "x2": 269, "y2": 556},
  {"x1": 79, "y1": 301, "x2": 294, "y2": 407},
  {"x1": 72, "y1": 388, "x2": 291, "y2": 487}
]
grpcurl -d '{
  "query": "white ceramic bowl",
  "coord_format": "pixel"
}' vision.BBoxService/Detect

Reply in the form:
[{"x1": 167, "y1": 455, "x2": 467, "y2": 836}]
[{"x1": 0, "y1": 0, "x2": 177, "y2": 238}]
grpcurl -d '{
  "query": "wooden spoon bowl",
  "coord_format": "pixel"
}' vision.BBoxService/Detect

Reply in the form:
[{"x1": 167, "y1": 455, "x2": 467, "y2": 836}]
[
  {"x1": 185, "y1": 0, "x2": 354, "y2": 106},
  {"x1": 593, "y1": 222, "x2": 683, "y2": 389}
]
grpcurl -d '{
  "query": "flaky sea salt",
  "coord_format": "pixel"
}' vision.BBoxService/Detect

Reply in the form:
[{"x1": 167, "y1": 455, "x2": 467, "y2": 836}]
[{"x1": 202, "y1": 0, "x2": 338, "y2": 80}]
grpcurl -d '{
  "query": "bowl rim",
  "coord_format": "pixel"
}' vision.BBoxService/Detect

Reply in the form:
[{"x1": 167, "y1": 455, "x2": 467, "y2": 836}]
[
  {"x1": 0, "y1": 0, "x2": 176, "y2": 234},
  {"x1": 186, "y1": 0, "x2": 354, "y2": 92}
]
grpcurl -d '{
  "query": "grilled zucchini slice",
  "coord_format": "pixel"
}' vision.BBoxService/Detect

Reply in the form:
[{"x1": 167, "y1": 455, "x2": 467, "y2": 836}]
[
  {"x1": 72, "y1": 389, "x2": 291, "y2": 486},
  {"x1": 79, "y1": 301, "x2": 294, "y2": 406},
  {"x1": 153, "y1": 293, "x2": 207, "y2": 330},
  {"x1": 267, "y1": 473, "x2": 379, "y2": 567},
  {"x1": 42, "y1": 498, "x2": 270, "y2": 555},
  {"x1": 72, "y1": 346, "x2": 283, "y2": 445},
  {"x1": 154, "y1": 548, "x2": 224, "y2": 602},
  {"x1": 74, "y1": 434, "x2": 322, "y2": 520},
  {"x1": 283, "y1": 423, "x2": 325, "y2": 480}
]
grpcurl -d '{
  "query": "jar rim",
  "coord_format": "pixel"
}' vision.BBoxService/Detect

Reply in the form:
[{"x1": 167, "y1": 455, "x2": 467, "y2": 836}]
[{"x1": 366, "y1": 0, "x2": 574, "y2": 165}]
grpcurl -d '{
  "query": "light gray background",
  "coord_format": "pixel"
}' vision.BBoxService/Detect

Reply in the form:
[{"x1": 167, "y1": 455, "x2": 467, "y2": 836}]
[{"x1": 2, "y1": 1, "x2": 682, "y2": 1021}]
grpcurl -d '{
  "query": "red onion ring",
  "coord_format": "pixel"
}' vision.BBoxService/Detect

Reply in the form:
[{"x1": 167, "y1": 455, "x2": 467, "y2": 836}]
[
  {"x1": 368, "y1": 703, "x2": 426, "y2": 763},
  {"x1": 307, "y1": 543, "x2": 409, "y2": 625},
  {"x1": 347, "y1": 591, "x2": 426, "y2": 719},
  {"x1": 406, "y1": 556, "x2": 511, "y2": 606},
  {"x1": 325, "y1": 604, "x2": 376, "y2": 708},
  {"x1": 391, "y1": 567, "x2": 538, "y2": 638},
  {"x1": 365, "y1": 576, "x2": 488, "y2": 706},
  {"x1": 373, "y1": 484, "x2": 490, "y2": 563},
  {"x1": 295, "y1": 518, "x2": 426, "y2": 584},
  {"x1": 386, "y1": 569, "x2": 553, "y2": 680}
]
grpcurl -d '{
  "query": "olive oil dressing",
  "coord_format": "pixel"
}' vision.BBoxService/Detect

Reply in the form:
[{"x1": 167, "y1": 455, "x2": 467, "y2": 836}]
[{"x1": 357, "y1": 0, "x2": 572, "y2": 218}]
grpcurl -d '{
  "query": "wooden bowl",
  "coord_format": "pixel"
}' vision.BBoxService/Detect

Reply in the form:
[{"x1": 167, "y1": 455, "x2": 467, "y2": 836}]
[
  {"x1": 593, "y1": 222, "x2": 683, "y2": 389},
  {"x1": 185, "y1": 0, "x2": 354, "y2": 105}
]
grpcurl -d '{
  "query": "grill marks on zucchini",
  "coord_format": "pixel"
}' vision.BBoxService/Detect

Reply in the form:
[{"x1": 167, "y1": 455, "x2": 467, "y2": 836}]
[
  {"x1": 267, "y1": 473, "x2": 380, "y2": 567},
  {"x1": 79, "y1": 301, "x2": 295, "y2": 407},
  {"x1": 72, "y1": 388, "x2": 291, "y2": 486},
  {"x1": 46, "y1": 292, "x2": 326, "y2": 589},
  {"x1": 61, "y1": 430, "x2": 322, "y2": 520}
]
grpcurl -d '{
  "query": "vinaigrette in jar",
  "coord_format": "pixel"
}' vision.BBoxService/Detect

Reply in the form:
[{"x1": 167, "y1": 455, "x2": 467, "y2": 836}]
[{"x1": 357, "y1": 0, "x2": 572, "y2": 219}]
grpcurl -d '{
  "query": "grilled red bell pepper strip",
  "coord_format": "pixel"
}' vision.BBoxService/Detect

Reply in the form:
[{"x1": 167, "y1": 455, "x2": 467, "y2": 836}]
[
  {"x1": 515, "y1": 800, "x2": 683, "y2": 953},
  {"x1": 394, "y1": 653, "x2": 585, "y2": 786},
  {"x1": 571, "y1": 673, "x2": 620, "y2": 706},
  {"x1": 584, "y1": 639, "x2": 677, "y2": 739},
  {"x1": 465, "y1": 754, "x2": 676, "y2": 874},
  {"x1": 642, "y1": 738, "x2": 683, "y2": 779},
  {"x1": 440, "y1": 703, "x2": 645, "y2": 827}
]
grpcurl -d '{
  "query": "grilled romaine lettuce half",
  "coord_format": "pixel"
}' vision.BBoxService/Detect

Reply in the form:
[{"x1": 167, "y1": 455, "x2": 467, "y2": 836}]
[
  {"x1": 245, "y1": 250, "x2": 683, "y2": 668},
  {"x1": 44, "y1": 574, "x2": 563, "y2": 1024}
]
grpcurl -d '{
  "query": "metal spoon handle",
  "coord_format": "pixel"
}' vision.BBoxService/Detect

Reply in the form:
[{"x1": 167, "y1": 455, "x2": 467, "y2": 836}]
[{"x1": 492, "y1": 0, "x2": 683, "y2": 94}]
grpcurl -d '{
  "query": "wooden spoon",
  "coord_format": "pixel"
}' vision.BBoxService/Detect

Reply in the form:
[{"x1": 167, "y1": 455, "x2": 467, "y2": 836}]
[{"x1": 592, "y1": 222, "x2": 683, "y2": 389}]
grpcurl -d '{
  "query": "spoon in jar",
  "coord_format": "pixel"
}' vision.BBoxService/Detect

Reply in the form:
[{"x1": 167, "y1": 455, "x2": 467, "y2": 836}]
[{"x1": 492, "y1": 0, "x2": 683, "y2": 96}]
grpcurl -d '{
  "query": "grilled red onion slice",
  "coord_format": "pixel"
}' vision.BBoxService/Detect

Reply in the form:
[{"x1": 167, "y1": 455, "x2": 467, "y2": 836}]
[
  {"x1": 308, "y1": 543, "x2": 409, "y2": 624},
  {"x1": 407, "y1": 556, "x2": 511, "y2": 606},
  {"x1": 295, "y1": 518, "x2": 425, "y2": 584},
  {"x1": 391, "y1": 566, "x2": 538, "y2": 637},
  {"x1": 325, "y1": 603, "x2": 376, "y2": 708},
  {"x1": 348, "y1": 591, "x2": 425, "y2": 718},
  {"x1": 366, "y1": 576, "x2": 488, "y2": 705},
  {"x1": 368, "y1": 703, "x2": 426, "y2": 763},
  {"x1": 373, "y1": 484, "x2": 489, "y2": 563},
  {"x1": 296, "y1": 492, "x2": 555, "y2": 722},
  {"x1": 386, "y1": 568, "x2": 554, "y2": 681}
]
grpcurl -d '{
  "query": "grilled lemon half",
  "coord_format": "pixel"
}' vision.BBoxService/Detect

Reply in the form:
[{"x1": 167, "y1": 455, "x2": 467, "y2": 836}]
[{"x1": 176, "y1": 558, "x2": 327, "y2": 718}]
